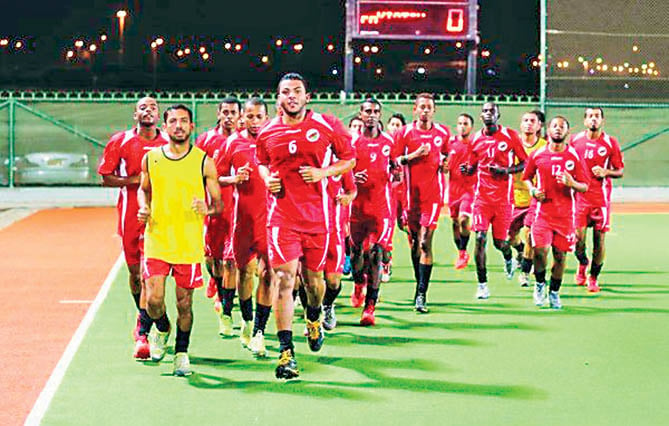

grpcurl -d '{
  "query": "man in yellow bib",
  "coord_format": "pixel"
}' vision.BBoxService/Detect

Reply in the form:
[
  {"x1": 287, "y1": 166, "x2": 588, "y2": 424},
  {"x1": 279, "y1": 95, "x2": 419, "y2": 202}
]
[{"x1": 138, "y1": 104, "x2": 222, "y2": 376}]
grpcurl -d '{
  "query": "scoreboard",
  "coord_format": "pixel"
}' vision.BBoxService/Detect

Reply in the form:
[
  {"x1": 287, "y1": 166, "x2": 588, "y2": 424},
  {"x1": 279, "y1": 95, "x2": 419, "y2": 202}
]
[{"x1": 353, "y1": 0, "x2": 477, "y2": 41}]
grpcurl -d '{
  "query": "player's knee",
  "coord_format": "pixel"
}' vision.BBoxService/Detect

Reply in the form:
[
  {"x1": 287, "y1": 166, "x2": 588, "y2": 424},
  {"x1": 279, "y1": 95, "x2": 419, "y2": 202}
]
[
  {"x1": 493, "y1": 239, "x2": 507, "y2": 251},
  {"x1": 476, "y1": 232, "x2": 487, "y2": 245},
  {"x1": 275, "y1": 270, "x2": 295, "y2": 290}
]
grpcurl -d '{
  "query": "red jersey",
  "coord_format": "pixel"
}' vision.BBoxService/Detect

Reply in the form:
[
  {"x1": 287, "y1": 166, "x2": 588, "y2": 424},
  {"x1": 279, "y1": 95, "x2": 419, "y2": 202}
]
[
  {"x1": 352, "y1": 131, "x2": 395, "y2": 219},
  {"x1": 327, "y1": 171, "x2": 356, "y2": 229},
  {"x1": 97, "y1": 128, "x2": 169, "y2": 234},
  {"x1": 392, "y1": 122, "x2": 451, "y2": 210},
  {"x1": 522, "y1": 145, "x2": 589, "y2": 223},
  {"x1": 215, "y1": 130, "x2": 267, "y2": 226},
  {"x1": 255, "y1": 111, "x2": 355, "y2": 234},
  {"x1": 469, "y1": 125, "x2": 528, "y2": 206},
  {"x1": 195, "y1": 126, "x2": 224, "y2": 157},
  {"x1": 447, "y1": 135, "x2": 476, "y2": 203},
  {"x1": 570, "y1": 131, "x2": 624, "y2": 207}
]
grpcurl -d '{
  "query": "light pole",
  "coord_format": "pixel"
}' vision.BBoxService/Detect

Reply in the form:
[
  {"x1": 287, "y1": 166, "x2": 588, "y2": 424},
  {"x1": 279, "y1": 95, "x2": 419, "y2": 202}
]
[{"x1": 116, "y1": 10, "x2": 127, "y2": 65}]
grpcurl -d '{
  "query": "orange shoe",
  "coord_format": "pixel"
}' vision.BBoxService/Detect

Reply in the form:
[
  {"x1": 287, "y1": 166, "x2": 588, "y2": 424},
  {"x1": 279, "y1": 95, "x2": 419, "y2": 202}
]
[
  {"x1": 575, "y1": 263, "x2": 588, "y2": 286},
  {"x1": 360, "y1": 303, "x2": 376, "y2": 326},
  {"x1": 587, "y1": 276, "x2": 601, "y2": 293},
  {"x1": 350, "y1": 284, "x2": 365, "y2": 308},
  {"x1": 454, "y1": 250, "x2": 470, "y2": 270}
]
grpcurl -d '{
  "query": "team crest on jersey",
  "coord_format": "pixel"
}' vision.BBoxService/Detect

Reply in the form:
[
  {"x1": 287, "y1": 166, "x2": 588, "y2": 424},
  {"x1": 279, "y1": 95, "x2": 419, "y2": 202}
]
[
  {"x1": 498, "y1": 141, "x2": 508, "y2": 151},
  {"x1": 565, "y1": 160, "x2": 575, "y2": 171},
  {"x1": 597, "y1": 146, "x2": 607, "y2": 156},
  {"x1": 382, "y1": 145, "x2": 392, "y2": 156},
  {"x1": 331, "y1": 174, "x2": 342, "y2": 182},
  {"x1": 433, "y1": 136, "x2": 443, "y2": 147},
  {"x1": 306, "y1": 129, "x2": 320, "y2": 142}
]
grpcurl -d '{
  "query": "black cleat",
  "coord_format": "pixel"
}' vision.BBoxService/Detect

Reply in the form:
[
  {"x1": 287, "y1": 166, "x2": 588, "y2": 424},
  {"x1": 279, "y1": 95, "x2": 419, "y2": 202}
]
[
  {"x1": 415, "y1": 293, "x2": 429, "y2": 314},
  {"x1": 306, "y1": 319, "x2": 324, "y2": 352},
  {"x1": 275, "y1": 350, "x2": 299, "y2": 379}
]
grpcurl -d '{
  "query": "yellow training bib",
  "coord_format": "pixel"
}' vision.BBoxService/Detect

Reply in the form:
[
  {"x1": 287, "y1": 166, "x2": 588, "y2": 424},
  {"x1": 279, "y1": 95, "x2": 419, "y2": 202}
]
[{"x1": 514, "y1": 137, "x2": 547, "y2": 208}]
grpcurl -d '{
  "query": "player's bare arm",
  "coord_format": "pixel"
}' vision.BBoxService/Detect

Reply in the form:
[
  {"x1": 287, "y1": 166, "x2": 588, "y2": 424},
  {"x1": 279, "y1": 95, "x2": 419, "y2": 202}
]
[
  {"x1": 336, "y1": 187, "x2": 357, "y2": 207},
  {"x1": 102, "y1": 174, "x2": 141, "y2": 187},
  {"x1": 137, "y1": 153, "x2": 152, "y2": 223},
  {"x1": 258, "y1": 164, "x2": 282, "y2": 193},
  {"x1": 558, "y1": 171, "x2": 588, "y2": 193},
  {"x1": 524, "y1": 179, "x2": 546, "y2": 202},
  {"x1": 299, "y1": 158, "x2": 356, "y2": 184},
  {"x1": 354, "y1": 169, "x2": 368, "y2": 184},
  {"x1": 219, "y1": 162, "x2": 252, "y2": 186},
  {"x1": 396, "y1": 143, "x2": 430, "y2": 165},
  {"x1": 194, "y1": 157, "x2": 223, "y2": 216},
  {"x1": 490, "y1": 161, "x2": 525, "y2": 176},
  {"x1": 592, "y1": 165, "x2": 623, "y2": 179}
]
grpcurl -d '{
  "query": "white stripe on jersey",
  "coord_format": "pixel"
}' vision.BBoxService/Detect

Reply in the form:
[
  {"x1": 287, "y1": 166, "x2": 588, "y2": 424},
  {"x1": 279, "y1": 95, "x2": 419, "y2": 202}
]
[
  {"x1": 433, "y1": 123, "x2": 450, "y2": 137},
  {"x1": 271, "y1": 226, "x2": 288, "y2": 264},
  {"x1": 311, "y1": 112, "x2": 334, "y2": 131},
  {"x1": 256, "y1": 116, "x2": 282, "y2": 139}
]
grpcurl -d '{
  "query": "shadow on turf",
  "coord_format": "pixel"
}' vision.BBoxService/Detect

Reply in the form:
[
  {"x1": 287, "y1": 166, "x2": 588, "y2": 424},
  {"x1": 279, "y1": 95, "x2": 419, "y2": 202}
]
[{"x1": 183, "y1": 354, "x2": 546, "y2": 401}]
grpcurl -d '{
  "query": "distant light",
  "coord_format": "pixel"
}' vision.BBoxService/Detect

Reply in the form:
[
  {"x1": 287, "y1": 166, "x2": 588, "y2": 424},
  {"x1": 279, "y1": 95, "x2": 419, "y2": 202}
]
[
  {"x1": 370, "y1": 45, "x2": 379, "y2": 53},
  {"x1": 654, "y1": 70, "x2": 659, "y2": 76},
  {"x1": 641, "y1": 63, "x2": 648, "y2": 69},
  {"x1": 601, "y1": 64, "x2": 607, "y2": 71},
  {"x1": 331, "y1": 68, "x2": 338, "y2": 75},
  {"x1": 531, "y1": 60, "x2": 539, "y2": 67},
  {"x1": 481, "y1": 50, "x2": 490, "y2": 58},
  {"x1": 354, "y1": 56, "x2": 361, "y2": 64},
  {"x1": 628, "y1": 67, "x2": 633, "y2": 73},
  {"x1": 176, "y1": 49, "x2": 184, "y2": 57},
  {"x1": 66, "y1": 50, "x2": 74, "y2": 59},
  {"x1": 582, "y1": 61, "x2": 588, "y2": 68},
  {"x1": 557, "y1": 62, "x2": 563, "y2": 68},
  {"x1": 375, "y1": 67, "x2": 382, "y2": 74},
  {"x1": 647, "y1": 69, "x2": 654, "y2": 75},
  {"x1": 563, "y1": 61, "x2": 569, "y2": 68},
  {"x1": 649, "y1": 62, "x2": 656, "y2": 68},
  {"x1": 235, "y1": 43, "x2": 242, "y2": 51},
  {"x1": 589, "y1": 69, "x2": 595, "y2": 75},
  {"x1": 632, "y1": 45, "x2": 639, "y2": 52},
  {"x1": 199, "y1": 46, "x2": 206, "y2": 53},
  {"x1": 100, "y1": 34, "x2": 108, "y2": 42},
  {"x1": 75, "y1": 40, "x2": 84, "y2": 48},
  {"x1": 595, "y1": 57, "x2": 602, "y2": 64},
  {"x1": 155, "y1": 38, "x2": 164, "y2": 46},
  {"x1": 363, "y1": 45, "x2": 370, "y2": 53},
  {"x1": 455, "y1": 41, "x2": 463, "y2": 48},
  {"x1": 151, "y1": 42, "x2": 157, "y2": 49},
  {"x1": 624, "y1": 83, "x2": 630, "y2": 89},
  {"x1": 634, "y1": 67, "x2": 639, "y2": 73},
  {"x1": 224, "y1": 42, "x2": 232, "y2": 50},
  {"x1": 0, "y1": 39, "x2": 8, "y2": 46},
  {"x1": 595, "y1": 65, "x2": 601, "y2": 71},
  {"x1": 261, "y1": 55, "x2": 269, "y2": 63},
  {"x1": 293, "y1": 43, "x2": 303, "y2": 52},
  {"x1": 417, "y1": 66, "x2": 426, "y2": 75},
  {"x1": 89, "y1": 44, "x2": 97, "y2": 52},
  {"x1": 327, "y1": 43, "x2": 334, "y2": 51},
  {"x1": 202, "y1": 53, "x2": 210, "y2": 60},
  {"x1": 612, "y1": 66, "x2": 618, "y2": 72},
  {"x1": 184, "y1": 48, "x2": 191, "y2": 55},
  {"x1": 116, "y1": 10, "x2": 127, "y2": 19},
  {"x1": 14, "y1": 41, "x2": 23, "y2": 49},
  {"x1": 424, "y1": 47, "x2": 431, "y2": 55},
  {"x1": 624, "y1": 62, "x2": 630, "y2": 67},
  {"x1": 275, "y1": 39, "x2": 283, "y2": 47},
  {"x1": 577, "y1": 56, "x2": 584, "y2": 62}
]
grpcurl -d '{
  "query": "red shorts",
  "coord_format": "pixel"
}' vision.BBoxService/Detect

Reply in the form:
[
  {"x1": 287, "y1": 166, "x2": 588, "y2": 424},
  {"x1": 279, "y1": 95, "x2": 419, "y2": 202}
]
[
  {"x1": 575, "y1": 202, "x2": 611, "y2": 232},
  {"x1": 408, "y1": 202, "x2": 443, "y2": 233},
  {"x1": 472, "y1": 201, "x2": 512, "y2": 241},
  {"x1": 351, "y1": 214, "x2": 394, "y2": 252},
  {"x1": 232, "y1": 218, "x2": 267, "y2": 269},
  {"x1": 531, "y1": 218, "x2": 576, "y2": 252},
  {"x1": 267, "y1": 226, "x2": 328, "y2": 272},
  {"x1": 204, "y1": 214, "x2": 229, "y2": 260},
  {"x1": 120, "y1": 216, "x2": 144, "y2": 266},
  {"x1": 509, "y1": 206, "x2": 530, "y2": 237},
  {"x1": 448, "y1": 192, "x2": 474, "y2": 220},
  {"x1": 324, "y1": 228, "x2": 345, "y2": 275},
  {"x1": 142, "y1": 258, "x2": 203, "y2": 289},
  {"x1": 523, "y1": 204, "x2": 537, "y2": 228}
]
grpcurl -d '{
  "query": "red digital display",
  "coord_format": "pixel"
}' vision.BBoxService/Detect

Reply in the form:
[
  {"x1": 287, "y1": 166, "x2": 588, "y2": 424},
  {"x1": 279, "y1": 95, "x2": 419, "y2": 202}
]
[{"x1": 354, "y1": 0, "x2": 476, "y2": 41}]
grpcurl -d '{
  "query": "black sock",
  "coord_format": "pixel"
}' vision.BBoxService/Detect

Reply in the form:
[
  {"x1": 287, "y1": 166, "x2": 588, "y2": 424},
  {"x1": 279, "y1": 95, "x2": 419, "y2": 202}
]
[
  {"x1": 277, "y1": 330, "x2": 294, "y2": 353},
  {"x1": 476, "y1": 266, "x2": 487, "y2": 284},
  {"x1": 418, "y1": 263, "x2": 433, "y2": 294},
  {"x1": 253, "y1": 303, "x2": 271, "y2": 335},
  {"x1": 131, "y1": 292, "x2": 141, "y2": 310},
  {"x1": 155, "y1": 313, "x2": 170, "y2": 332},
  {"x1": 365, "y1": 285, "x2": 379, "y2": 306},
  {"x1": 502, "y1": 248, "x2": 513, "y2": 262},
  {"x1": 323, "y1": 285, "x2": 342, "y2": 306},
  {"x1": 513, "y1": 242, "x2": 524, "y2": 256},
  {"x1": 549, "y1": 277, "x2": 562, "y2": 292},
  {"x1": 139, "y1": 308, "x2": 153, "y2": 336},
  {"x1": 306, "y1": 304, "x2": 321, "y2": 322},
  {"x1": 460, "y1": 234, "x2": 470, "y2": 251},
  {"x1": 411, "y1": 252, "x2": 420, "y2": 284},
  {"x1": 298, "y1": 286, "x2": 308, "y2": 309},
  {"x1": 351, "y1": 267, "x2": 365, "y2": 285},
  {"x1": 590, "y1": 262, "x2": 603, "y2": 278},
  {"x1": 240, "y1": 297, "x2": 253, "y2": 322},
  {"x1": 454, "y1": 236, "x2": 462, "y2": 250},
  {"x1": 521, "y1": 257, "x2": 533, "y2": 274},
  {"x1": 292, "y1": 289, "x2": 298, "y2": 301},
  {"x1": 576, "y1": 251, "x2": 589, "y2": 266},
  {"x1": 535, "y1": 269, "x2": 546, "y2": 283},
  {"x1": 221, "y1": 288, "x2": 235, "y2": 316},
  {"x1": 175, "y1": 327, "x2": 191, "y2": 353}
]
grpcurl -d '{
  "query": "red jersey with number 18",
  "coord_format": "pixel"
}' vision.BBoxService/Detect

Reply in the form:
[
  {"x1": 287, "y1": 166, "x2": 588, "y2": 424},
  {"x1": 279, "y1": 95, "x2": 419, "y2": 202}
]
[{"x1": 255, "y1": 111, "x2": 355, "y2": 234}]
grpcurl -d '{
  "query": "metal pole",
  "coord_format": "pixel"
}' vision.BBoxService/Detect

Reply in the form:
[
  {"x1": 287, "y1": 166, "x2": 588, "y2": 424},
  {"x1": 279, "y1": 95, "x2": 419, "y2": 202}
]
[
  {"x1": 344, "y1": 0, "x2": 355, "y2": 94},
  {"x1": 539, "y1": 0, "x2": 547, "y2": 112},
  {"x1": 466, "y1": 47, "x2": 477, "y2": 95},
  {"x1": 8, "y1": 97, "x2": 15, "y2": 187}
]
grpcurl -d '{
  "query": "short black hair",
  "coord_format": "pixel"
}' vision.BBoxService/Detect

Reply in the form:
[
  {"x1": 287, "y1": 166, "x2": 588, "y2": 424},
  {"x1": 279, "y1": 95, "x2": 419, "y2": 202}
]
[
  {"x1": 163, "y1": 104, "x2": 193, "y2": 123},
  {"x1": 218, "y1": 97, "x2": 241, "y2": 112},
  {"x1": 388, "y1": 113, "x2": 406, "y2": 126},
  {"x1": 415, "y1": 92, "x2": 435, "y2": 105},
  {"x1": 530, "y1": 109, "x2": 545, "y2": 124},
  {"x1": 278, "y1": 72, "x2": 308, "y2": 92},
  {"x1": 584, "y1": 107, "x2": 604, "y2": 118},
  {"x1": 361, "y1": 97, "x2": 382, "y2": 109},
  {"x1": 458, "y1": 113, "x2": 474, "y2": 125},
  {"x1": 548, "y1": 115, "x2": 570, "y2": 129},
  {"x1": 349, "y1": 116, "x2": 363, "y2": 126},
  {"x1": 244, "y1": 97, "x2": 268, "y2": 112}
]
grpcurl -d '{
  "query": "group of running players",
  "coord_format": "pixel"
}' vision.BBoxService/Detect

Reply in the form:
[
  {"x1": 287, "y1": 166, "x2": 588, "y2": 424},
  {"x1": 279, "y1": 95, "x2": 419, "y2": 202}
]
[{"x1": 98, "y1": 72, "x2": 624, "y2": 379}]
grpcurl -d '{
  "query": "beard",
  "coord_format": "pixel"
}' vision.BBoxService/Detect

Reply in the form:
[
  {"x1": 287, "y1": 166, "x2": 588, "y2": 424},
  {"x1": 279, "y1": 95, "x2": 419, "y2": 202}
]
[
  {"x1": 551, "y1": 135, "x2": 566, "y2": 143},
  {"x1": 170, "y1": 132, "x2": 190, "y2": 144}
]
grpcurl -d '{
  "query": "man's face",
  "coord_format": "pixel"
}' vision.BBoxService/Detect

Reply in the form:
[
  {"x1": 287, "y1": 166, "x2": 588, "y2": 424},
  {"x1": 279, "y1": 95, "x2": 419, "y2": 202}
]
[
  {"x1": 548, "y1": 118, "x2": 569, "y2": 143},
  {"x1": 164, "y1": 109, "x2": 193, "y2": 144},
  {"x1": 278, "y1": 79, "x2": 309, "y2": 117},
  {"x1": 481, "y1": 102, "x2": 500, "y2": 126},
  {"x1": 359, "y1": 102, "x2": 381, "y2": 131},
  {"x1": 456, "y1": 116, "x2": 473, "y2": 138},
  {"x1": 349, "y1": 119, "x2": 363, "y2": 136},
  {"x1": 243, "y1": 104, "x2": 268, "y2": 137},
  {"x1": 133, "y1": 97, "x2": 159, "y2": 127},
  {"x1": 217, "y1": 103, "x2": 240, "y2": 132},
  {"x1": 413, "y1": 97, "x2": 435, "y2": 123},
  {"x1": 520, "y1": 113, "x2": 540, "y2": 135},
  {"x1": 387, "y1": 117, "x2": 403, "y2": 133},
  {"x1": 584, "y1": 108, "x2": 604, "y2": 131}
]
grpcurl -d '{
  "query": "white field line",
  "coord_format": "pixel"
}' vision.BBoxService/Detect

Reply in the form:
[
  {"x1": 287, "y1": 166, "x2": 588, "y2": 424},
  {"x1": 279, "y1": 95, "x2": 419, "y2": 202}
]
[{"x1": 24, "y1": 254, "x2": 124, "y2": 426}]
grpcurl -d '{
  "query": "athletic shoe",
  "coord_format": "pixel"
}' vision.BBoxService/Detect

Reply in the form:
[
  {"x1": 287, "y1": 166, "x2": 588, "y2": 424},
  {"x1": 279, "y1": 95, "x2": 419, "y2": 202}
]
[
  {"x1": 533, "y1": 282, "x2": 546, "y2": 306},
  {"x1": 575, "y1": 263, "x2": 588, "y2": 286},
  {"x1": 342, "y1": 255, "x2": 352, "y2": 275},
  {"x1": 173, "y1": 352, "x2": 193, "y2": 377},
  {"x1": 248, "y1": 331, "x2": 267, "y2": 357},
  {"x1": 323, "y1": 304, "x2": 337, "y2": 331},
  {"x1": 548, "y1": 290, "x2": 562, "y2": 309},
  {"x1": 454, "y1": 250, "x2": 470, "y2": 270},
  {"x1": 306, "y1": 319, "x2": 324, "y2": 352},
  {"x1": 206, "y1": 277, "x2": 217, "y2": 298},
  {"x1": 240, "y1": 320, "x2": 253, "y2": 347},
  {"x1": 414, "y1": 293, "x2": 428, "y2": 313},
  {"x1": 587, "y1": 276, "x2": 601, "y2": 293},
  {"x1": 519, "y1": 272, "x2": 530, "y2": 287},
  {"x1": 133, "y1": 335, "x2": 150, "y2": 360},
  {"x1": 350, "y1": 284, "x2": 365, "y2": 308},
  {"x1": 505, "y1": 259, "x2": 517, "y2": 280},
  {"x1": 218, "y1": 314, "x2": 234, "y2": 337},
  {"x1": 275, "y1": 349, "x2": 299, "y2": 379},
  {"x1": 132, "y1": 313, "x2": 142, "y2": 341},
  {"x1": 476, "y1": 283, "x2": 490, "y2": 299},
  {"x1": 149, "y1": 328, "x2": 170, "y2": 362},
  {"x1": 360, "y1": 303, "x2": 376, "y2": 326},
  {"x1": 381, "y1": 262, "x2": 392, "y2": 283}
]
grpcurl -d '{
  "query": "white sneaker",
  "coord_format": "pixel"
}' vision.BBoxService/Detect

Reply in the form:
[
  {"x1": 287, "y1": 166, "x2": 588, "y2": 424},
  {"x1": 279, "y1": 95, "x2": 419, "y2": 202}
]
[
  {"x1": 549, "y1": 290, "x2": 562, "y2": 309},
  {"x1": 173, "y1": 352, "x2": 193, "y2": 376},
  {"x1": 380, "y1": 263, "x2": 391, "y2": 283},
  {"x1": 248, "y1": 331, "x2": 267, "y2": 357},
  {"x1": 518, "y1": 272, "x2": 530, "y2": 287},
  {"x1": 323, "y1": 304, "x2": 337, "y2": 330},
  {"x1": 149, "y1": 328, "x2": 170, "y2": 362},
  {"x1": 218, "y1": 314, "x2": 233, "y2": 337},
  {"x1": 476, "y1": 283, "x2": 490, "y2": 299},
  {"x1": 240, "y1": 320, "x2": 253, "y2": 347},
  {"x1": 505, "y1": 258, "x2": 518, "y2": 280},
  {"x1": 534, "y1": 282, "x2": 546, "y2": 306}
]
